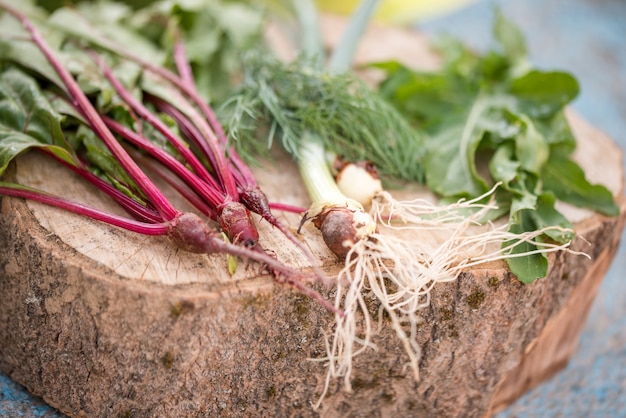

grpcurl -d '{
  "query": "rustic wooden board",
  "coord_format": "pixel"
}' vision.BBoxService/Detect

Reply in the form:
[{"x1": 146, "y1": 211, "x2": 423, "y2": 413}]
[{"x1": 0, "y1": 15, "x2": 625, "y2": 418}]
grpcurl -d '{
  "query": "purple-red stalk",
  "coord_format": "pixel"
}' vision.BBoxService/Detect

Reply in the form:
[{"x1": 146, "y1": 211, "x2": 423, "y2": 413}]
[
  {"x1": 94, "y1": 34, "x2": 299, "y2": 232},
  {"x1": 86, "y1": 51, "x2": 259, "y2": 246},
  {"x1": 108, "y1": 37, "x2": 269, "y2": 210},
  {"x1": 103, "y1": 117, "x2": 224, "y2": 211},
  {"x1": 123, "y1": 47, "x2": 240, "y2": 200},
  {"x1": 173, "y1": 36, "x2": 195, "y2": 87},
  {"x1": 91, "y1": 52, "x2": 216, "y2": 188},
  {"x1": 41, "y1": 149, "x2": 163, "y2": 224},
  {"x1": 0, "y1": 182, "x2": 170, "y2": 235},
  {"x1": 103, "y1": 116, "x2": 259, "y2": 246},
  {"x1": 128, "y1": 148, "x2": 217, "y2": 220},
  {"x1": 269, "y1": 201, "x2": 308, "y2": 214},
  {"x1": 145, "y1": 95, "x2": 226, "y2": 189}
]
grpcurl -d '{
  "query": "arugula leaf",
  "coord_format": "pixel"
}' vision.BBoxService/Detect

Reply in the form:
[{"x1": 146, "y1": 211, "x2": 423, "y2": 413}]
[
  {"x1": 504, "y1": 192, "x2": 572, "y2": 282},
  {"x1": 534, "y1": 110, "x2": 577, "y2": 151},
  {"x1": 530, "y1": 192, "x2": 574, "y2": 242},
  {"x1": 510, "y1": 70, "x2": 579, "y2": 118},
  {"x1": 0, "y1": 68, "x2": 75, "y2": 175},
  {"x1": 511, "y1": 113, "x2": 549, "y2": 174},
  {"x1": 492, "y1": 7, "x2": 527, "y2": 66},
  {"x1": 489, "y1": 142, "x2": 519, "y2": 185},
  {"x1": 504, "y1": 210, "x2": 549, "y2": 284},
  {"x1": 423, "y1": 94, "x2": 489, "y2": 197},
  {"x1": 543, "y1": 154, "x2": 619, "y2": 216}
]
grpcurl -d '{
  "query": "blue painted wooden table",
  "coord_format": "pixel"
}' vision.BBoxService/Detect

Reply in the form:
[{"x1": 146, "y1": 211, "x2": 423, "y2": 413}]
[{"x1": 1, "y1": 0, "x2": 624, "y2": 416}]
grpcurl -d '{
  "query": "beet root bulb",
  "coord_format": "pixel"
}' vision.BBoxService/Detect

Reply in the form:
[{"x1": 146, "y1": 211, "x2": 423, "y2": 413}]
[
  {"x1": 168, "y1": 212, "x2": 223, "y2": 253},
  {"x1": 313, "y1": 206, "x2": 377, "y2": 258},
  {"x1": 218, "y1": 201, "x2": 259, "y2": 247}
]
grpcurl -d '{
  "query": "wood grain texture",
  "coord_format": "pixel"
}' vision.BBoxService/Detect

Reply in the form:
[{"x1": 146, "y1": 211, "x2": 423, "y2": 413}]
[{"x1": 0, "y1": 16, "x2": 624, "y2": 418}]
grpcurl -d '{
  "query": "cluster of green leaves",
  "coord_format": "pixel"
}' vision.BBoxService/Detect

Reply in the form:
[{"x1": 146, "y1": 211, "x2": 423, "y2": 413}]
[
  {"x1": 2, "y1": 0, "x2": 266, "y2": 102},
  {"x1": 0, "y1": 0, "x2": 266, "y2": 185},
  {"x1": 45, "y1": 0, "x2": 266, "y2": 104},
  {"x1": 373, "y1": 10, "x2": 619, "y2": 282}
]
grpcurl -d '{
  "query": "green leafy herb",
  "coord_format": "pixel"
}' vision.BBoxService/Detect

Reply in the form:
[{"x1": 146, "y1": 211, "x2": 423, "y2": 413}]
[
  {"x1": 543, "y1": 154, "x2": 619, "y2": 215},
  {"x1": 374, "y1": 9, "x2": 619, "y2": 282},
  {"x1": 220, "y1": 53, "x2": 426, "y2": 185}
]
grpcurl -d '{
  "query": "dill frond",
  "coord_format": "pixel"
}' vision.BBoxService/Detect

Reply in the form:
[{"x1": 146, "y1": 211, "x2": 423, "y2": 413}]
[{"x1": 219, "y1": 53, "x2": 426, "y2": 184}]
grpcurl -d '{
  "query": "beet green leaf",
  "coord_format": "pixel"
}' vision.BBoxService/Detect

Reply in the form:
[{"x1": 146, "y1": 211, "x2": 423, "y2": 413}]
[{"x1": 0, "y1": 68, "x2": 75, "y2": 175}]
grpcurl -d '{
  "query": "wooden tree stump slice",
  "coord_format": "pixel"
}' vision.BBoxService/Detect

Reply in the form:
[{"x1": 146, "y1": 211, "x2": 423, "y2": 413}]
[{"x1": 1, "y1": 16, "x2": 625, "y2": 418}]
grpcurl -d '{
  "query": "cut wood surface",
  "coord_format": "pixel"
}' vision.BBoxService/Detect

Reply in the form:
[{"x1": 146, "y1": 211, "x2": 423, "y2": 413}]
[{"x1": 1, "y1": 15, "x2": 625, "y2": 418}]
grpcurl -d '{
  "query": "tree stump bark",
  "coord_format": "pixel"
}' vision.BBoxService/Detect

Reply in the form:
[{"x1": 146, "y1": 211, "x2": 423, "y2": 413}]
[{"x1": 1, "y1": 16, "x2": 624, "y2": 418}]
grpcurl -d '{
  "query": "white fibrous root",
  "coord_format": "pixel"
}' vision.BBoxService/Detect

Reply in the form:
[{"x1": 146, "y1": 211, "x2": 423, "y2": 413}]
[
  {"x1": 313, "y1": 185, "x2": 588, "y2": 408},
  {"x1": 370, "y1": 183, "x2": 501, "y2": 229},
  {"x1": 302, "y1": 151, "x2": 586, "y2": 407}
]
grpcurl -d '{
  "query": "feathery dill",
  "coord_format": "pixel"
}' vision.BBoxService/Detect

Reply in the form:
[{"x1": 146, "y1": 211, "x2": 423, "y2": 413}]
[{"x1": 219, "y1": 53, "x2": 426, "y2": 184}]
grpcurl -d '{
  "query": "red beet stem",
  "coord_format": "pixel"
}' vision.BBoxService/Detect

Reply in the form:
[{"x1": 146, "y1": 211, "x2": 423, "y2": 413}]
[
  {"x1": 128, "y1": 149, "x2": 218, "y2": 220},
  {"x1": 104, "y1": 117, "x2": 225, "y2": 208},
  {"x1": 0, "y1": 182, "x2": 170, "y2": 235},
  {"x1": 146, "y1": 95, "x2": 223, "y2": 187},
  {"x1": 104, "y1": 117, "x2": 259, "y2": 246},
  {"x1": 269, "y1": 201, "x2": 307, "y2": 214},
  {"x1": 91, "y1": 52, "x2": 217, "y2": 187},
  {"x1": 134, "y1": 57, "x2": 239, "y2": 199},
  {"x1": 109, "y1": 39, "x2": 240, "y2": 199},
  {"x1": 41, "y1": 149, "x2": 163, "y2": 224},
  {"x1": 173, "y1": 35, "x2": 195, "y2": 87}
]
